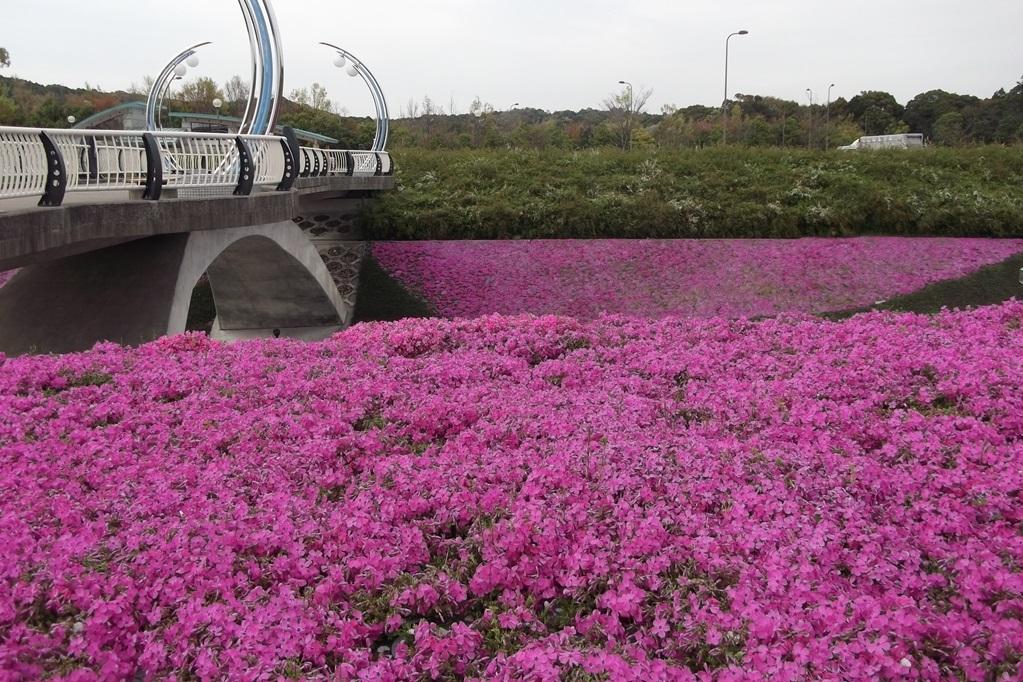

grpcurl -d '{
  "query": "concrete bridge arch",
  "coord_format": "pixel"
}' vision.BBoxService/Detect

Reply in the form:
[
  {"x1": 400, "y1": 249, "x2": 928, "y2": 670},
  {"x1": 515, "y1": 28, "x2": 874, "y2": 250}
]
[
  {"x1": 0, "y1": 220, "x2": 349, "y2": 355},
  {"x1": 171, "y1": 221, "x2": 349, "y2": 341}
]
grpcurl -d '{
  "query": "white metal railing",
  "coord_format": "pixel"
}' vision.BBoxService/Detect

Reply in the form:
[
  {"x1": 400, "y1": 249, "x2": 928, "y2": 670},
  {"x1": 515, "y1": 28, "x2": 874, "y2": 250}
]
[
  {"x1": 297, "y1": 146, "x2": 392, "y2": 178},
  {"x1": 322, "y1": 149, "x2": 350, "y2": 175},
  {"x1": 47, "y1": 129, "x2": 148, "y2": 193},
  {"x1": 155, "y1": 132, "x2": 239, "y2": 189},
  {"x1": 154, "y1": 132, "x2": 290, "y2": 192},
  {"x1": 352, "y1": 151, "x2": 380, "y2": 175},
  {"x1": 0, "y1": 126, "x2": 391, "y2": 207},
  {"x1": 250, "y1": 135, "x2": 288, "y2": 186},
  {"x1": 299, "y1": 148, "x2": 335, "y2": 176},
  {"x1": 0, "y1": 129, "x2": 49, "y2": 199}
]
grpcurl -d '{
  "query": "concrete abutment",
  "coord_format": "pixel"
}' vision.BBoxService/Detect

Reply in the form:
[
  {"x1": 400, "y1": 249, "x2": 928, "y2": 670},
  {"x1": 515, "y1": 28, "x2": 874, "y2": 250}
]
[{"x1": 0, "y1": 220, "x2": 349, "y2": 355}]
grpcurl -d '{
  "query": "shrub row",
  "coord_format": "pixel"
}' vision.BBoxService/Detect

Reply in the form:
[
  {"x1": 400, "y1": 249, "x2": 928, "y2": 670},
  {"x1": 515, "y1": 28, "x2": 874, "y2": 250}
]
[{"x1": 360, "y1": 147, "x2": 1023, "y2": 239}]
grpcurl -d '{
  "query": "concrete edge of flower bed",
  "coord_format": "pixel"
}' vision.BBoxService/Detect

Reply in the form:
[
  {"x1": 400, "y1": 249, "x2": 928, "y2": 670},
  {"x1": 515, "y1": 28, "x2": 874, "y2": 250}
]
[
  {"x1": 352, "y1": 253, "x2": 437, "y2": 323},
  {"x1": 826, "y1": 252, "x2": 1023, "y2": 319}
]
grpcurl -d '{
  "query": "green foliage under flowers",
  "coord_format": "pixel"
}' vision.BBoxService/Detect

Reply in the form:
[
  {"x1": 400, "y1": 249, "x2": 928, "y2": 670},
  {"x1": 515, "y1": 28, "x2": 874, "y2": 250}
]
[{"x1": 361, "y1": 147, "x2": 1023, "y2": 240}]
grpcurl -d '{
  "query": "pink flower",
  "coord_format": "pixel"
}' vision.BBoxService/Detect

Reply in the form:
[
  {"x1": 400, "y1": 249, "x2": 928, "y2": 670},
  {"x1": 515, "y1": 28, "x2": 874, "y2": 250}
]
[
  {"x1": 1, "y1": 302, "x2": 1022, "y2": 679},
  {"x1": 373, "y1": 238, "x2": 1023, "y2": 320}
]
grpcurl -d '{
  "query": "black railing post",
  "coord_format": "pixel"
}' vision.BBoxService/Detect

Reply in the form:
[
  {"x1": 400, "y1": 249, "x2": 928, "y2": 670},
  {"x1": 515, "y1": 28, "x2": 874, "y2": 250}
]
[
  {"x1": 345, "y1": 151, "x2": 355, "y2": 177},
  {"x1": 38, "y1": 131, "x2": 67, "y2": 207},
  {"x1": 386, "y1": 154, "x2": 395, "y2": 176},
  {"x1": 85, "y1": 136, "x2": 98, "y2": 182},
  {"x1": 141, "y1": 133, "x2": 163, "y2": 200},
  {"x1": 282, "y1": 127, "x2": 301, "y2": 178},
  {"x1": 374, "y1": 152, "x2": 383, "y2": 177},
  {"x1": 234, "y1": 136, "x2": 255, "y2": 196},
  {"x1": 299, "y1": 148, "x2": 310, "y2": 178},
  {"x1": 311, "y1": 149, "x2": 321, "y2": 177},
  {"x1": 276, "y1": 138, "x2": 296, "y2": 191}
]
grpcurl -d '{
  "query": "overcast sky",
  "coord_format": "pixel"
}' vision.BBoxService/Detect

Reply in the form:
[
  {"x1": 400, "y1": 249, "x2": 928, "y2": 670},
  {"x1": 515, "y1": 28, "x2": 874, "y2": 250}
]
[{"x1": 3, "y1": 0, "x2": 1021, "y2": 117}]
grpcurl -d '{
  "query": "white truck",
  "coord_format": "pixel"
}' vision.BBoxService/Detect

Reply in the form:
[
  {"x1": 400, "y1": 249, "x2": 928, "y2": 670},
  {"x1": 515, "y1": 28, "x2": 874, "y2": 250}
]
[{"x1": 838, "y1": 133, "x2": 924, "y2": 151}]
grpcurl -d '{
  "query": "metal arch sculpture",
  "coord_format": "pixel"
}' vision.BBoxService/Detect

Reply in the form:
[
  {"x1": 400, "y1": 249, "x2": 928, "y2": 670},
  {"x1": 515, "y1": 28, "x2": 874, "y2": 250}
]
[
  {"x1": 238, "y1": 0, "x2": 285, "y2": 135},
  {"x1": 145, "y1": 0, "x2": 284, "y2": 135},
  {"x1": 320, "y1": 42, "x2": 390, "y2": 152},
  {"x1": 146, "y1": 42, "x2": 211, "y2": 131}
]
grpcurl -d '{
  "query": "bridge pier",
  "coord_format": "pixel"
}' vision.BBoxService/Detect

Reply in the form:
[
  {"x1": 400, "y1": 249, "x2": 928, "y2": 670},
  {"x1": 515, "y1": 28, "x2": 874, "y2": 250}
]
[{"x1": 0, "y1": 220, "x2": 349, "y2": 356}]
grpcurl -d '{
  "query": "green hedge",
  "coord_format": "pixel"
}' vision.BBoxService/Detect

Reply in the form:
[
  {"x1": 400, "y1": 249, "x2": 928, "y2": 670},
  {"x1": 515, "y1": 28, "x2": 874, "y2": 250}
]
[{"x1": 360, "y1": 147, "x2": 1023, "y2": 239}]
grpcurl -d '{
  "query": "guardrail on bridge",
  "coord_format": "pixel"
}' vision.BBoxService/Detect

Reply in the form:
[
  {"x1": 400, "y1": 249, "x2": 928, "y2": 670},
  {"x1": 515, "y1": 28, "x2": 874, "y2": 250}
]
[
  {"x1": 296, "y1": 148, "x2": 393, "y2": 178},
  {"x1": 0, "y1": 126, "x2": 393, "y2": 207}
]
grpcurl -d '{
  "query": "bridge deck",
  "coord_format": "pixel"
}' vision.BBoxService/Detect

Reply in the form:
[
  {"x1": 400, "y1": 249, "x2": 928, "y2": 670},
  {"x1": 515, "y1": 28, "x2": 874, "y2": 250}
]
[{"x1": 0, "y1": 175, "x2": 393, "y2": 272}]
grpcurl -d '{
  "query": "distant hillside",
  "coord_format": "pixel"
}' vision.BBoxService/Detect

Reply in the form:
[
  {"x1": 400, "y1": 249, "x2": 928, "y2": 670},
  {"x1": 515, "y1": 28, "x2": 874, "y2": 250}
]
[
  {"x1": 2, "y1": 74, "x2": 1021, "y2": 150},
  {"x1": 0, "y1": 76, "x2": 136, "y2": 127}
]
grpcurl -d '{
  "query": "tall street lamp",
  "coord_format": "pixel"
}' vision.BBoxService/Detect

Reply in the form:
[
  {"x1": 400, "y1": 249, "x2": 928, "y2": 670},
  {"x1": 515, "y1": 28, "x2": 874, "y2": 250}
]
[
  {"x1": 618, "y1": 80, "x2": 634, "y2": 150},
  {"x1": 722, "y1": 30, "x2": 749, "y2": 145},
  {"x1": 146, "y1": 42, "x2": 211, "y2": 131},
  {"x1": 806, "y1": 88, "x2": 814, "y2": 149},
  {"x1": 321, "y1": 42, "x2": 390, "y2": 152},
  {"x1": 825, "y1": 83, "x2": 835, "y2": 149}
]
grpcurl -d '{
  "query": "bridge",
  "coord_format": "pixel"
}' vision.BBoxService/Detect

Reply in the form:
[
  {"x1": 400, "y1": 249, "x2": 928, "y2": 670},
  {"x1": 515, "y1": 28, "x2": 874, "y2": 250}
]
[{"x1": 0, "y1": 125, "x2": 394, "y2": 355}]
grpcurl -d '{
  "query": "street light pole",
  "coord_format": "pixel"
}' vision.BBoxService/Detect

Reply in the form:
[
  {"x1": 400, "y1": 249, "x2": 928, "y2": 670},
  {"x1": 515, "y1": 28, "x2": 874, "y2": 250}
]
[
  {"x1": 146, "y1": 43, "x2": 213, "y2": 132},
  {"x1": 618, "y1": 79, "x2": 633, "y2": 150},
  {"x1": 825, "y1": 83, "x2": 835, "y2": 149},
  {"x1": 323, "y1": 43, "x2": 391, "y2": 152},
  {"x1": 722, "y1": 29, "x2": 749, "y2": 145},
  {"x1": 806, "y1": 88, "x2": 814, "y2": 149}
]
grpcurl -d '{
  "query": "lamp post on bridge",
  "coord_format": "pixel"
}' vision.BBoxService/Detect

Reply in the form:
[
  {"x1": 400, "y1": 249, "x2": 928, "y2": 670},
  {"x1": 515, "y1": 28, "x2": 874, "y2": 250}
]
[
  {"x1": 321, "y1": 43, "x2": 390, "y2": 152},
  {"x1": 722, "y1": 29, "x2": 749, "y2": 145},
  {"x1": 147, "y1": 43, "x2": 211, "y2": 131}
]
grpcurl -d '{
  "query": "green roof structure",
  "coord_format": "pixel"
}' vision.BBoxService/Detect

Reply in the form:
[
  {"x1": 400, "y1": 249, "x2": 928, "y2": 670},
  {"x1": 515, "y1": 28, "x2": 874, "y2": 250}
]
[{"x1": 71, "y1": 102, "x2": 339, "y2": 145}]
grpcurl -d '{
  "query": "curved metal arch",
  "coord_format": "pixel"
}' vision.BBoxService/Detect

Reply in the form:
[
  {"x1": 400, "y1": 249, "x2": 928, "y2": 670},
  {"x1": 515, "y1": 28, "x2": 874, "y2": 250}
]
[
  {"x1": 238, "y1": 0, "x2": 285, "y2": 135},
  {"x1": 237, "y1": 2, "x2": 260, "y2": 133},
  {"x1": 319, "y1": 42, "x2": 390, "y2": 152},
  {"x1": 146, "y1": 42, "x2": 212, "y2": 131},
  {"x1": 147, "y1": 2, "x2": 283, "y2": 136},
  {"x1": 263, "y1": 0, "x2": 286, "y2": 132}
]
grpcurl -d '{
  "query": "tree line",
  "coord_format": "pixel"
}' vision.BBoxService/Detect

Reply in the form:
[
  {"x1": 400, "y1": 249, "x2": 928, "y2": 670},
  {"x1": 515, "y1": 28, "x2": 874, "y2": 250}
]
[
  {"x1": 0, "y1": 44, "x2": 1019, "y2": 150},
  {"x1": 390, "y1": 80, "x2": 1023, "y2": 150}
]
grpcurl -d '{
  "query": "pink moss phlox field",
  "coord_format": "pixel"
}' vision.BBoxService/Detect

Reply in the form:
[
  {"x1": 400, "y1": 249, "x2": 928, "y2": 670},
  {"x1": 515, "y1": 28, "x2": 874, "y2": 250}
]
[
  {"x1": 372, "y1": 238, "x2": 1023, "y2": 319},
  {"x1": 2, "y1": 305, "x2": 1023, "y2": 680}
]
